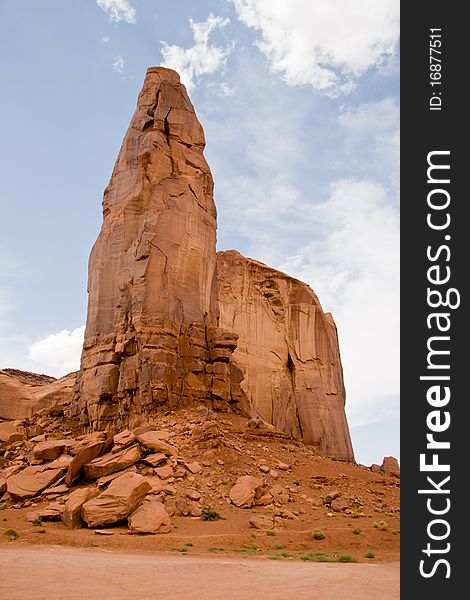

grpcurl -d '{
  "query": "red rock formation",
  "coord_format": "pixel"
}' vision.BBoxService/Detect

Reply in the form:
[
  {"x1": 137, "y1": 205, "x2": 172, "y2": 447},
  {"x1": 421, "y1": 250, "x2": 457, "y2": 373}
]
[
  {"x1": 75, "y1": 68, "x2": 241, "y2": 430},
  {"x1": 73, "y1": 67, "x2": 354, "y2": 460},
  {"x1": 0, "y1": 370, "x2": 75, "y2": 421},
  {"x1": 217, "y1": 251, "x2": 353, "y2": 460}
]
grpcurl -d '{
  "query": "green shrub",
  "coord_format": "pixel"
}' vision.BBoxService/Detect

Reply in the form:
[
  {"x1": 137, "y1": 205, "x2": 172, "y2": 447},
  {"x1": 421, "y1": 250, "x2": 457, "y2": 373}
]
[
  {"x1": 32, "y1": 518, "x2": 43, "y2": 527},
  {"x1": 4, "y1": 528, "x2": 19, "y2": 540},
  {"x1": 201, "y1": 507, "x2": 222, "y2": 521},
  {"x1": 374, "y1": 520, "x2": 388, "y2": 531},
  {"x1": 266, "y1": 529, "x2": 275, "y2": 536},
  {"x1": 352, "y1": 528, "x2": 361, "y2": 535},
  {"x1": 312, "y1": 529, "x2": 325, "y2": 540},
  {"x1": 338, "y1": 555, "x2": 357, "y2": 563},
  {"x1": 365, "y1": 551, "x2": 375, "y2": 559}
]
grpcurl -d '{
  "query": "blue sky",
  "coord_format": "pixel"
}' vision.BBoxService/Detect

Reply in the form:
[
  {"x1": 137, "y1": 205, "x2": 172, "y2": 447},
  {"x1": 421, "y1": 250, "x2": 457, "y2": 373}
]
[{"x1": 0, "y1": 0, "x2": 399, "y2": 466}]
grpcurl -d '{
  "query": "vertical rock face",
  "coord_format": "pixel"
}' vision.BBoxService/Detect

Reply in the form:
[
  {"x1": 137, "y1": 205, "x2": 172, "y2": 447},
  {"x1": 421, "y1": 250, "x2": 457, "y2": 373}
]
[
  {"x1": 74, "y1": 67, "x2": 354, "y2": 460},
  {"x1": 216, "y1": 251, "x2": 354, "y2": 460},
  {"x1": 76, "y1": 68, "x2": 240, "y2": 429}
]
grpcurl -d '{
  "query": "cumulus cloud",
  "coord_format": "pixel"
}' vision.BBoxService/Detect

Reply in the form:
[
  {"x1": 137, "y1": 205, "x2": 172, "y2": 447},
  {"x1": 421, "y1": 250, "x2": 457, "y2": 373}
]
[
  {"x1": 160, "y1": 14, "x2": 233, "y2": 92},
  {"x1": 28, "y1": 326, "x2": 85, "y2": 375},
  {"x1": 112, "y1": 55, "x2": 125, "y2": 74},
  {"x1": 233, "y1": 0, "x2": 399, "y2": 96},
  {"x1": 96, "y1": 0, "x2": 136, "y2": 24},
  {"x1": 279, "y1": 178, "x2": 399, "y2": 427}
]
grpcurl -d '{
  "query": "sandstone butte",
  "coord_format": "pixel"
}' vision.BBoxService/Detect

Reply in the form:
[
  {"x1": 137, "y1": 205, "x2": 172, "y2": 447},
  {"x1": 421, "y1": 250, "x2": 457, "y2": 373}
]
[{"x1": 66, "y1": 66, "x2": 354, "y2": 461}]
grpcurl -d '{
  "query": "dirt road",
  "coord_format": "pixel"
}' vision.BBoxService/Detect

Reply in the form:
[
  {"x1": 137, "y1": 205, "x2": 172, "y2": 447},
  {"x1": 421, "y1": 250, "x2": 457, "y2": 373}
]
[{"x1": 0, "y1": 545, "x2": 399, "y2": 600}]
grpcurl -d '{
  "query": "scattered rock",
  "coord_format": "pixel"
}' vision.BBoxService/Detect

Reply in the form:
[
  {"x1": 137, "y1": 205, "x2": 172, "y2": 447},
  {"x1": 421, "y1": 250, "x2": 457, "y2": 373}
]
[
  {"x1": 155, "y1": 465, "x2": 173, "y2": 479},
  {"x1": 184, "y1": 461, "x2": 202, "y2": 474},
  {"x1": 331, "y1": 498, "x2": 349, "y2": 512},
  {"x1": 259, "y1": 465, "x2": 270, "y2": 474},
  {"x1": 269, "y1": 484, "x2": 290, "y2": 505},
  {"x1": 185, "y1": 488, "x2": 201, "y2": 501}
]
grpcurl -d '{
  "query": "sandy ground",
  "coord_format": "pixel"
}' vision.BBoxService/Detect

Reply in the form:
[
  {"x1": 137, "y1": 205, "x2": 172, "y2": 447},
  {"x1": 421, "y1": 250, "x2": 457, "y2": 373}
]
[{"x1": 0, "y1": 544, "x2": 399, "y2": 600}]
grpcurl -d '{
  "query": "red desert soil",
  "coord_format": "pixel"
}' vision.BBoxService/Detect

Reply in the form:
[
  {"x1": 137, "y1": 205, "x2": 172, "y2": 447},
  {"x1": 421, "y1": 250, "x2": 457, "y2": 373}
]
[{"x1": 0, "y1": 545, "x2": 399, "y2": 600}]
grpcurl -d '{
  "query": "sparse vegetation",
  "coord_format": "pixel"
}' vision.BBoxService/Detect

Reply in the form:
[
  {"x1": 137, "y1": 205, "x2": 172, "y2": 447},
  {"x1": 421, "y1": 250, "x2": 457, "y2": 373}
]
[
  {"x1": 338, "y1": 555, "x2": 357, "y2": 563},
  {"x1": 201, "y1": 507, "x2": 222, "y2": 521},
  {"x1": 208, "y1": 547, "x2": 226, "y2": 553},
  {"x1": 312, "y1": 529, "x2": 326, "y2": 540},
  {"x1": 185, "y1": 542, "x2": 193, "y2": 547},
  {"x1": 172, "y1": 546, "x2": 189, "y2": 553},
  {"x1": 266, "y1": 551, "x2": 292, "y2": 560},
  {"x1": 352, "y1": 528, "x2": 361, "y2": 535},
  {"x1": 350, "y1": 511, "x2": 360, "y2": 518},
  {"x1": 4, "y1": 528, "x2": 19, "y2": 540},
  {"x1": 274, "y1": 544, "x2": 285, "y2": 550},
  {"x1": 300, "y1": 553, "x2": 333, "y2": 562},
  {"x1": 365, "y1": 551, "x2": 375, "y2": 559},
  {"x1": 32, "y1": 518, "x2": 43, "y2": 527},
  {"x1": 266, "y1": 529, "x2": 275, "y2": 536},
  {"x1": 234, "y1": 544, "x2": 259, "y2": 555},
  {"x1": 374, "y1": 520, "x2": 389, "y2": 531}
]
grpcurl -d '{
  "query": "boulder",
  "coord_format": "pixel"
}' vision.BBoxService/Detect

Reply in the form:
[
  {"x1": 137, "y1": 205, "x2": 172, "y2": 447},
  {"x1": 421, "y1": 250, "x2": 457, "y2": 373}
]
[
  {"x1": 324, "y1": 490, "x2": 342, "y2": 505},
  {"x1": 136, "y1": 432, "x2": 178, "y2": 457},
  {"x1": 381, "y1": 456, "x2": 400, "y2": 478},
  {"x1": 128, "y1": 497, "x2": 171, "y2": 534},
  {"x1": 229, "y1": 475, "x2": 265, "y2": 508},
  {"x1": 83, "y1": 445, "x2": 142, "y2": 480},
  {"x1": 142, "y1": 453, "x2": 167, "y2": 467},
  {"x1": 33, "y1": 439, "x2": 75, "y2": 461},
  {"x1": 249, "y1": 515, "x2": 275, "y2": 530},
  {"x1": 112, "y1": 430, "x2": 136, "y2": 453},
  {"x1": 269, "y1": 484, "x2": 290, "y2": 505},
  {"x1": 7, "y1": 465, "x2": 66, "y2": 500},
  {"x1": 331, "y1": 498, "x2": 349, "y2": 512},
  {"x1": 65, "y1": 439, "x2": 105, "y2": 486},
  {"x1": 184, "y1": 461, "x2": 202, "y2": 474},
  {"x1": 81, "y1": 472, "x2": 150, "y2": 527},
  {"x1": 62, "y1": 487, "x2": 99, "y2": 529},
  {"x1": 154, "y1": 464, "x2": 173, "y2": 479}
]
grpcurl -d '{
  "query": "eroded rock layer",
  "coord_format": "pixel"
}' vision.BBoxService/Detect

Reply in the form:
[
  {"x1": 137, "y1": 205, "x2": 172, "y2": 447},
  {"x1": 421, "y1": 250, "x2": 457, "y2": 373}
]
[
  {"x1": 216, "y1": 251, "x2": 354, "y2": 460},
  {"x1": 75, "y1": 68, "x2": 242, "y2": 429}
]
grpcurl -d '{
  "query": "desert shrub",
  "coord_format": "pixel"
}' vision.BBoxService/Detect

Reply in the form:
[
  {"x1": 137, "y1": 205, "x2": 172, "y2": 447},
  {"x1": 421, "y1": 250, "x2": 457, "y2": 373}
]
[
  {"x1": 201, "y1": 507, "x2": 222, "y2": 521},
  {"x1": 312, "y1": 529, "x2": 325, "y2": 540}
]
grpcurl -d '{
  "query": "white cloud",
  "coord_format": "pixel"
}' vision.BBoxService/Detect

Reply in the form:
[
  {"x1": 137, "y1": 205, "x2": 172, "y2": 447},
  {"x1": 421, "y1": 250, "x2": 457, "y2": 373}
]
[
  {"x1": 233, "y1": 0, "x2": 399, "y2": 96},
  {"x1": 279, "y1": 178, "x2": 399, "y2": 427},
  {"x1": 28, "y1": 326, "x2": 85, "y2": 375},
  {"x1": 96, "y1": 0, "x2": 136, "y2": 24},
  {"x1": 338, "y1": 98, "x2": 400, "y2": 188},
  {"x1": 112, "y1": 55, "x2": 125, "y2": 74},
  {"x1": 160, "y1": 14, "x2": 233, "y2": 92},
  {"x1": 101, "y1": 36, "x2": 110, "y2": 43}
]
